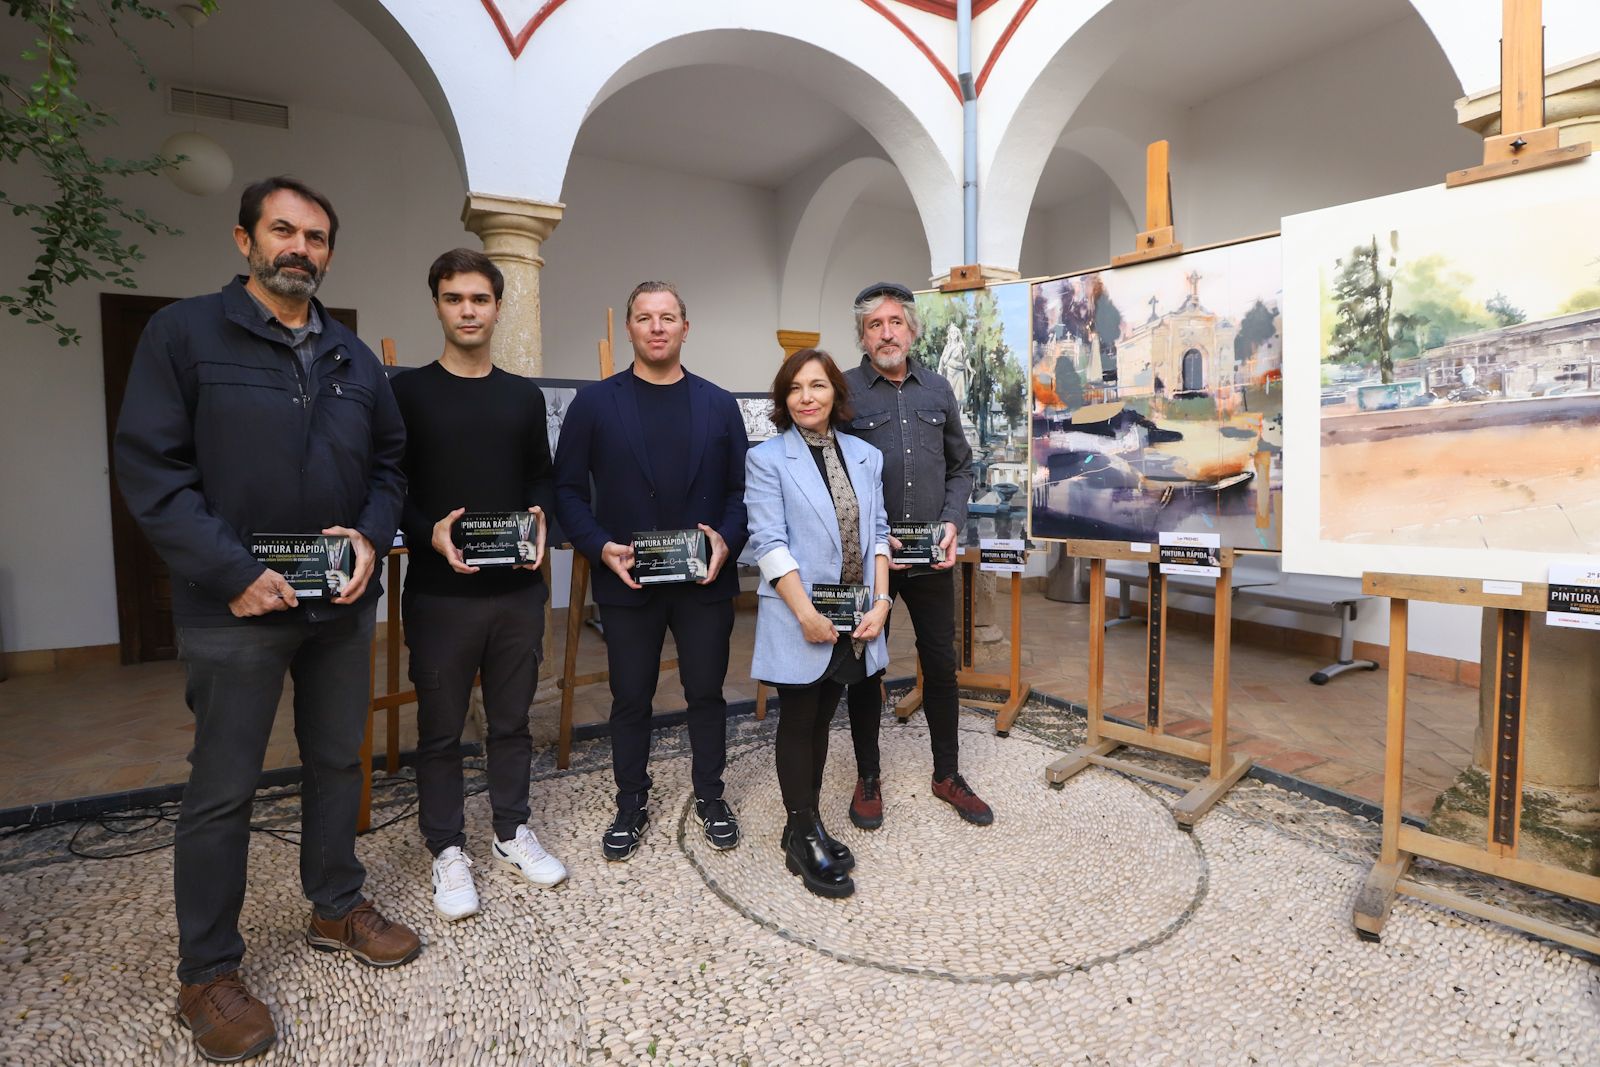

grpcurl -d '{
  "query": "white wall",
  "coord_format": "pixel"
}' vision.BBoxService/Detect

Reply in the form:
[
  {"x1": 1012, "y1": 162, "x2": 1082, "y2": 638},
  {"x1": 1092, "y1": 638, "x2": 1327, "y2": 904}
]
[
  {"x1": 540, "y1": 155, "x2": 782, "y2": 391},
  {"x1": 1173, "y1": 14, "x2": 1481, "y2": 246},
  {"x1": 1017, "y1": 191, "x2": 1121, "y2": 279},
  {"x1": 0, "y1": 67, "x2": 467, "y2": 654},
  {"x1": 816, "y1": 198, "x2": 932, "y2": 364}
]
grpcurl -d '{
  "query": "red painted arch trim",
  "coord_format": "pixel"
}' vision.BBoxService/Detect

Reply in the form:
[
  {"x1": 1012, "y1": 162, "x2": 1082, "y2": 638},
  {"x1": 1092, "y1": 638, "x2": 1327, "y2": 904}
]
[
  {"x1": 858, "y1": 0, "x2": 962, "y2": 101},
  {"x1": 481, "y1": 0, "x2": 572, "y2": 60},
  {"x1": 891, "y1": 0, "x2": 1003, "y2": 17},
  {"x1": 974, "y1": 0, "x2": 1037, "y2": 96}
]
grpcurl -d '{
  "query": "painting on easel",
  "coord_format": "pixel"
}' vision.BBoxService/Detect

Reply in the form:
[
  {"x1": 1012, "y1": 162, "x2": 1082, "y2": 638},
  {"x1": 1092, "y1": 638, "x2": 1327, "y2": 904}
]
[
  {"x1": 1027, "y1": 235, "x2": 1284, "y2": 549},
  {"x1": 911, "y1": 281, "x2": 1034, "y2": 546},
  {"x1": 1282, "y1": 156, "x2": 1600, "y2": 582}
]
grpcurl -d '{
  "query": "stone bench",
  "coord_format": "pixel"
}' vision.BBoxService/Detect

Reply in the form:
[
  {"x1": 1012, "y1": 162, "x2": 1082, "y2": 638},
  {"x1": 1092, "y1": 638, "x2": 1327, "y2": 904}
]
[{"x1": 1104, "y1": 553, "x2": 1379, "y2": 685}]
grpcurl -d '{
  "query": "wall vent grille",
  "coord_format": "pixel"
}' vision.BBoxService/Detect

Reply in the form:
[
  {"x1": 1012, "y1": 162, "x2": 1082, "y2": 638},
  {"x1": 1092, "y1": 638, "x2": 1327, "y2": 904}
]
[{"x1": 168, "y1": 86, "x2": 290, "y2": 129}]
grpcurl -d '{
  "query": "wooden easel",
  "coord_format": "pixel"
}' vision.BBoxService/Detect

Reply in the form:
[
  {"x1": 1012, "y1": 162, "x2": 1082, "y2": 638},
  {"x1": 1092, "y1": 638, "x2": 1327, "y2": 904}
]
[
  {"x1": 359, "y1": 338, "x2": 415, "y2": 832},
  {"x1": 891, "y1": 547, "x2": 1031, "y2": 735},
  {"x1": 1352, "y1": 0, "x2": 1598, "y2": 951},
  {"x1": 553, "y1": 308, "x2": 684, "y2": 769},
  {"x1": 1044, "y1": 540, "x2": 1251, "y2": 829},
  {"x1": 1445, "y1": 0, "x2": 1590, "y2": 188},
  {"x1": 1111, "y1": 141, "x2": 1183, "y2": 267},
  {"x1": 1351, "y1": 574, "x2": 1600, "y2": 954}
]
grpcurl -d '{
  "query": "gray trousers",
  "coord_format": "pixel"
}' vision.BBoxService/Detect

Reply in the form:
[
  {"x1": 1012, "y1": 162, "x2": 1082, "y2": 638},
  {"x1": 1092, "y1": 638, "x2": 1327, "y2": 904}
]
[
  {"x1": 404, "y1": 582, "x2": 547, "y2": 855},
  {"x1": 174, "y1": 610, "x2": 374, "y2": 984}
]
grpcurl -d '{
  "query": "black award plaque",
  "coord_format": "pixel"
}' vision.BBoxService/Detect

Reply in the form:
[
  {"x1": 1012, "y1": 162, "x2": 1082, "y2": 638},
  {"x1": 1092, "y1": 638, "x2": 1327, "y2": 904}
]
[
  {"x1": 811, "y1": 583, "x2": 871, "y2": 632},
  {"x1": 632, "y1": 529, "x2": 710, "y2": 584},
  {"x1": 250, "y1": 533, "x2": 351, "y2": 599}
]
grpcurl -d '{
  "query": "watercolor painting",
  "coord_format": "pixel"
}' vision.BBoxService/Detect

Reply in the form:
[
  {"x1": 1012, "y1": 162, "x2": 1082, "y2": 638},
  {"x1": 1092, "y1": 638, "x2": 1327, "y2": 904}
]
[
  {"x1": 911, "y1": 281, "x2": 1033, "y2": 546},
  {"x1": 1282, "y1": 157, "x2": 1600, "y2": 582},
  {"x1": 1027, "y1": 236, "x2": 1284, "y2": 549}
]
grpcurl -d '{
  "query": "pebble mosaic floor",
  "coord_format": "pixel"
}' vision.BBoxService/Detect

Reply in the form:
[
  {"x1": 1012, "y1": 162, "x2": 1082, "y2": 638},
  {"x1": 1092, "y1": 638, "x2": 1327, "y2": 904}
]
[{"x1": 2, "y1": 699, "x2": 1598, "y2": 1066}]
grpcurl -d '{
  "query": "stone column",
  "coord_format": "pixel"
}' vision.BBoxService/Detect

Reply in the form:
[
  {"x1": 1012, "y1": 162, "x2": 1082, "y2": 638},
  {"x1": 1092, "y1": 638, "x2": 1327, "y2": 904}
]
[
  {"x1": 461, "y1": 193, "x2": 563, "y2": 377},
  {"x1": 930, "y1": 265, "x2": 1023, "y2": 643},
  {"x1": 777, "y1": 330, "x2": 821, "y2": 358},
  {"x1": 1428, "y1": 60, "x2": 1600, "y2": 872},
  {"x1": 461, "y1": 193, "x2": 564, "y2": 743}
]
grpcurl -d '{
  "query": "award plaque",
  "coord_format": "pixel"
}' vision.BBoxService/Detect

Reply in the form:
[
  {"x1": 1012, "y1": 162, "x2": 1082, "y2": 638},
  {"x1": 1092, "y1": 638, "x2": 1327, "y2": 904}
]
[
  {"x1": 811, "y1": 583, "x2": 871, "y2": 632},
  {"x1": 451, "y1": 512, "x2": 535, "y2": 568},
  {"x1": 250, "y1": 533, "x2": 351, "y2": 599},
  {"x1": 890, "y1": 521, "x2": 945, "y2": 566},
  {"x1": 632, "y1": 529, "x2": 710, "y2": 584},
  {"x1": 1158, "y1": 531, "x2": 1221, "y2": 578}
]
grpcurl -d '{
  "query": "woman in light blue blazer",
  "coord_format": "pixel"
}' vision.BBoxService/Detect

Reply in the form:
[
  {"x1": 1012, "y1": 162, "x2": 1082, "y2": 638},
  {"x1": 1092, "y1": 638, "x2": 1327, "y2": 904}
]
[{"x1": 746, "y1": 348, "x2": 891, "y2": 899}]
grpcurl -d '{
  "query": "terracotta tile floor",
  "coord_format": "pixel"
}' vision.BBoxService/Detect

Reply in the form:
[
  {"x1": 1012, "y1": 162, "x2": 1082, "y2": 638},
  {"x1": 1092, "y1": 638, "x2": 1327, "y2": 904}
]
[{"x1": 0, "y1": 590, "x2": 1480, "y2": 817}]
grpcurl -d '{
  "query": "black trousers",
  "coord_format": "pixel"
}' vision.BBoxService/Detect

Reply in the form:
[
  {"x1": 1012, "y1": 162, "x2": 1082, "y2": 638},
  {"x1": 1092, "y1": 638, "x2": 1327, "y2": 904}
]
[
  {"x1": 173, "y1": 610, "x2": 373, "y2": 984},
  {"x1": 599, "y1": 588, "x2": 734, "y2": 811},
  {"x1": 774, "y1": 679, "x2": 845, "y2": 811},
  {"x1": 845, "y1": 567, "x2": 961, "y2": 780},
  {"x1": 404, "y1": 582, "x2": 547, "y2": 855}
]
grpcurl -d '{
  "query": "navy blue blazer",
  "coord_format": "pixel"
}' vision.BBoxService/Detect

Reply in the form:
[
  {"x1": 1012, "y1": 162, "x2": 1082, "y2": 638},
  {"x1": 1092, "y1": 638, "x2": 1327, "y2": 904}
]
[{"x1": 553, "y1": 367, "x2": 749, "y2": 606}]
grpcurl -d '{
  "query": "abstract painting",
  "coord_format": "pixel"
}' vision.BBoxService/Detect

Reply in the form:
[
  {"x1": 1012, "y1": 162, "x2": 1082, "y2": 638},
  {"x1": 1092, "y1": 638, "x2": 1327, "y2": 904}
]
[
  {"x1": 1027, "y1": 236, "x2": 1284, "y2": 549},
  {"x1": 1282, "y1": 157, "x2": 1600, "y2": 582},
  {"x1": 911, "y1": 281, "x2": 1033, "y2": 546}
]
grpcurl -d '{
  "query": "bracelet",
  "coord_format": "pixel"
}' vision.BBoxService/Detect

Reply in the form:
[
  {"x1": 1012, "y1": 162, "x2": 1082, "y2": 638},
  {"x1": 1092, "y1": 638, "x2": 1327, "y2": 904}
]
[{"x1": 873, "y1": 594, "x2": 892, "y2": 606}]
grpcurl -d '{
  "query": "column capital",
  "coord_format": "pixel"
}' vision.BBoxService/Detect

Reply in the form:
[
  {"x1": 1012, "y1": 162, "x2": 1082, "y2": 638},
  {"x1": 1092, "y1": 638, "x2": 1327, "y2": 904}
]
[
  {"x1": 1456, "y1": 53, "x2": 1600, "y2": 144},
  {"x1": 776, "y1": 329, "x2": 822, "y2": 357},
  {"x1": 461, "y1": 193, "x2": 564, "y2": 268}
]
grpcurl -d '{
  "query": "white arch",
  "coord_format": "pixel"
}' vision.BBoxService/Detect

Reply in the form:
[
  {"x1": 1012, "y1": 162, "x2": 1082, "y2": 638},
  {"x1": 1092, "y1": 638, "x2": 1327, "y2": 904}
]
[
  {"x1": 777, "y1": 156, "x2": 903, "y2": 331},
  {"x1": 359, "y1": 1, "x2": 965, "y2": 273},
  {"x1": 975, "y1": 0, "x2": 1537, "y2": 272}
]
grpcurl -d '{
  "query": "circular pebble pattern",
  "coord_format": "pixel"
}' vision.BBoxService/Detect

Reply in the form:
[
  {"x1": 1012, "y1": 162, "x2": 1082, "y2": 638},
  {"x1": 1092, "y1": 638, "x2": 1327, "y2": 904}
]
[
  {"x1": 681, "y1": 723, "x2": 1206, "y2": 981},
  {"x1": 3, "y1": 708, "x2": 1599, "y2": 1066}
]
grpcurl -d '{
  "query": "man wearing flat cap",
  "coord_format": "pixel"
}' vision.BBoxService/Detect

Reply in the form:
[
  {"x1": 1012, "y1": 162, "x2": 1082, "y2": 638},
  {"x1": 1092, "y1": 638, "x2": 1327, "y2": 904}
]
[{"x1": 838, "y1": 281, "x2": 993, "y2": 830}]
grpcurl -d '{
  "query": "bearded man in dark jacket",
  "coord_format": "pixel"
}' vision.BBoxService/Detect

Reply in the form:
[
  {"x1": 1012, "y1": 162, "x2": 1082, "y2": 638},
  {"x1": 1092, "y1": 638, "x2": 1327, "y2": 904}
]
[{"x1": 114, "y1": 176, "x2": 417, "y2": 1064}]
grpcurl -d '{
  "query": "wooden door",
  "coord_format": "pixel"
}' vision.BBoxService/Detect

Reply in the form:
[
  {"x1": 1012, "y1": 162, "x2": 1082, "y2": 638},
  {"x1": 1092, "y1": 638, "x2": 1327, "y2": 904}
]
[{"x1": 101, "y1": 294, "x2": 359, "y2": 663}]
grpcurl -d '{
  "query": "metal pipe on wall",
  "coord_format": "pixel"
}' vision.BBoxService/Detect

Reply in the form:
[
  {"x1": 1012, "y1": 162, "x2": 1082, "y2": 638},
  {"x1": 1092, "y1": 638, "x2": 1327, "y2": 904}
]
[{"x1": 957, "y1": 0, "x2": 977, "y2": 262}]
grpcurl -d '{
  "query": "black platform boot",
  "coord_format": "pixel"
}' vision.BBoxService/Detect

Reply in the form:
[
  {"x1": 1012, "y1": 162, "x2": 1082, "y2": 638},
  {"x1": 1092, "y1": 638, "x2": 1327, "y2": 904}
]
[
  {"x1": 783, "y1": 808, "x2": 854, "y2": 898},
  {"x1": 780, "y1": 801, "x2": 856, "y2": 872}
]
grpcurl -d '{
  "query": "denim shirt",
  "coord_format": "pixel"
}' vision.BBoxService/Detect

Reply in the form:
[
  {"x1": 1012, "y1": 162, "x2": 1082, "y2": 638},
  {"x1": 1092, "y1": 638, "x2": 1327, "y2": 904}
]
[{"x1": 841, "y1": 354, "x2": 973, "y2": 532}]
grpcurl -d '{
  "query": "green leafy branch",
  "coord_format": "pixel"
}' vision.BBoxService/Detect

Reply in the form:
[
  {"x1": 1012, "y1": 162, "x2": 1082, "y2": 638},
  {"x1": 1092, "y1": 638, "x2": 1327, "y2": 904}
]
[{"x1": 1, "y1": 0, "x2": 217, "y2": 345}]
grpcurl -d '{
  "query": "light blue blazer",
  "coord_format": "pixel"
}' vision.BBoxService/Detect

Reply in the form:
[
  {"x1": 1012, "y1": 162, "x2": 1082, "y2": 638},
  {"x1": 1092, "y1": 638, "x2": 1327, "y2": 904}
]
[{"x1": 745, "y1": 426, "x2": 890, "y2": 685}]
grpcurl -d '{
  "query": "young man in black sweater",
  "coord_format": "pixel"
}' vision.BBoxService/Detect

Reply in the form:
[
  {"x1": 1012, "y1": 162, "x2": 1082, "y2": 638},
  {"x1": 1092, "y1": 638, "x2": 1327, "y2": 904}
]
[{"x1": 390, "y1": 249, "x2": 566, "y2": 921}]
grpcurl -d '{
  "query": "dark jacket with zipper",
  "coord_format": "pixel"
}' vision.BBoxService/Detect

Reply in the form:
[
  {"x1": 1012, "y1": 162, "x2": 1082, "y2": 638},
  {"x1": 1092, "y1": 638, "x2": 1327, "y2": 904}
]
[{"x1": 114, "y1": 276, "x2": 406, "y2": 626}]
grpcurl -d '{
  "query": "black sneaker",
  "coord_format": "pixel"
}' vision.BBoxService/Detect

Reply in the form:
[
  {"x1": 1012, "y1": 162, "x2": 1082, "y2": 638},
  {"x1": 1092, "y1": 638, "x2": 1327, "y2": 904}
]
[
  {"x1": 696, "y1": 798, "x2": 741, "y2": 851},
  {"x1": 602, "y1": 808, "x2": 648, "y2": 861}
]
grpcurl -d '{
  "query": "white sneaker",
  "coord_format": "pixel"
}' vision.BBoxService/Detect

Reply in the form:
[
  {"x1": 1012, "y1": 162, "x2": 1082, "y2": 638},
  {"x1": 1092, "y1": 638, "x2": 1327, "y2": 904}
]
[
  {"x1": 493, "y1": 824, "x2": 568, "y2": 887},
  {"x1": 431, "y1": 846, "x2": 480, "y2": 921}
]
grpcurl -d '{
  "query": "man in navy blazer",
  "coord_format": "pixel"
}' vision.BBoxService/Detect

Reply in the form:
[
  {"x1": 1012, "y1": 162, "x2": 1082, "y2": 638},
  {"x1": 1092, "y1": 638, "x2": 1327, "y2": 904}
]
[{"x1": 554, "y1": 281, "x2": 750, "y2": 860}]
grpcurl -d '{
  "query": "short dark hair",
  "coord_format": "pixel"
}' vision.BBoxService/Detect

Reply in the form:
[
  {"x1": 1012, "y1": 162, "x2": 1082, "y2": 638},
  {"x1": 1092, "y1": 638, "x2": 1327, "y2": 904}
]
[
  {"x1": 428, "y1": 248, "x2": 504, "y2": 301},
  {"x1": 238, "y1": 176, "x2": 340, "y2": 249},
  {"x1": 769, "y1": 348, "x2": 853, "y2": 432},
  {"x1": 625, "y1": 280, "x2": 686, "y2": 320}
]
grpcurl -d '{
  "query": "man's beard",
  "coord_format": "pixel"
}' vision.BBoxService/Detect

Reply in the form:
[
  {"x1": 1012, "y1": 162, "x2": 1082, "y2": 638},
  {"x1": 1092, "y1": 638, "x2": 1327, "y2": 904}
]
[
  {"x1": 868, "y1": 343, "x2": 907, "y2": 374},
  {"x1": 248, "y1": 244, "x2": 323, "y2": 299}
]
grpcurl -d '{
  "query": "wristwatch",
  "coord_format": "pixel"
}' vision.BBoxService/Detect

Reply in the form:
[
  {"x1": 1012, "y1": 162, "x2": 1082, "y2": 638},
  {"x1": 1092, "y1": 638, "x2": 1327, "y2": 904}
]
[{"x1": 874, "y1": 594, "x2": 893, "y2": 606}]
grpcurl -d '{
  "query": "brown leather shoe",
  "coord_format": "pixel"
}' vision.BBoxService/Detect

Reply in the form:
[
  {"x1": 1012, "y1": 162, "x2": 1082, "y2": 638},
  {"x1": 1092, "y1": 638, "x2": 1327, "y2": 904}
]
[
  {"x1": 305, "y1": 900, "x2": 422, "y2": 968},
  {"x1": 932, "y1": 773, "x2": 994, "y2": 825},
  {"x1": 849, "y1": 775, "x2": 884, "y2": 830},
  {"x1": 176, "y1": 972, "x2": 276, "y2": 1063}
]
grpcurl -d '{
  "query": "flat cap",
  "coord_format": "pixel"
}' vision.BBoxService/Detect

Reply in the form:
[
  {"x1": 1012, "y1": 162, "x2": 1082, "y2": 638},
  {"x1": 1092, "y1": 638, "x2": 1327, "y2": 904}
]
[{"x1": 854, "y1": 281, "x2": 915, "y2": 306}]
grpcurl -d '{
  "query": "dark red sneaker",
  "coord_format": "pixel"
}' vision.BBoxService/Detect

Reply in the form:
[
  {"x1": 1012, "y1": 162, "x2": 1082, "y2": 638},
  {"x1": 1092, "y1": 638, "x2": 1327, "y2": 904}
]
[
  {"x1": 849, "y1": 776, "x2": 883, "y2": 830},
  {"x1": 932, "y1": 773, "x2": 993, "y2": 825}
]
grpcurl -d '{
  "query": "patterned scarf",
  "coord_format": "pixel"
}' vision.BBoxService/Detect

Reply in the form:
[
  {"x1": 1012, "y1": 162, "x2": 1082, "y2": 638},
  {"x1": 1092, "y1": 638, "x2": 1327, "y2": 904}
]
[{"x1": 797, "y1": 425, "x2": 865, "y2": 658}]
